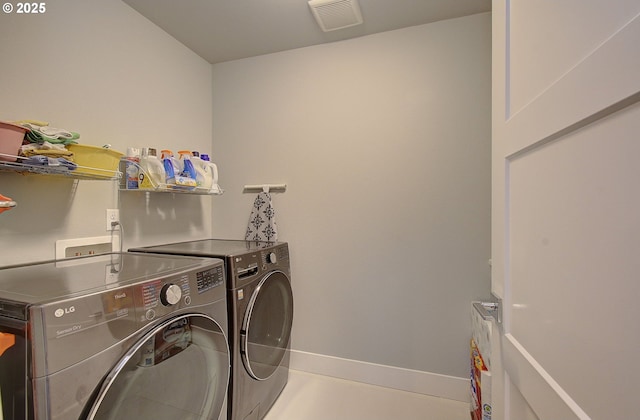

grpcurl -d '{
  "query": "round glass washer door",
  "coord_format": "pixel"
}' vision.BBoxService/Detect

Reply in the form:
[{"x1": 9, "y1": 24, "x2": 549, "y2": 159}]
[
  {"x1": 86, "y1": 314, "x2": 230, "y2": 420},
  {"x1": 241, "y1": 270, "x2": 294, "y2": 380}
]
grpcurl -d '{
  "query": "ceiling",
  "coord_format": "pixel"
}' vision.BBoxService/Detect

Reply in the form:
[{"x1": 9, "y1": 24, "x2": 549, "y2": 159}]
[{"x1": 122, "y1": 0, "x2": 491, "y2": 64}]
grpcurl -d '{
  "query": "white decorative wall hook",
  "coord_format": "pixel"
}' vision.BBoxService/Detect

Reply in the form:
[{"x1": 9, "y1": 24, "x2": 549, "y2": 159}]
[{"x1": 243, "y1": 184, "x2": 287, "y2": 193}]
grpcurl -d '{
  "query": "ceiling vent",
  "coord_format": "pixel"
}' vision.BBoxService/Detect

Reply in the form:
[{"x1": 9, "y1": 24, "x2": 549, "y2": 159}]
[{"x1": 308, "y1": 0, "x2": 363, "y2": 32}]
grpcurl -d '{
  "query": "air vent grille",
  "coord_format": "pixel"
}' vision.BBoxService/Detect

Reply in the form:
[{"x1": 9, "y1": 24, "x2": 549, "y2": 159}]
[{"x1": 308, "y1": 0, "x2": 363, "y2": 32}]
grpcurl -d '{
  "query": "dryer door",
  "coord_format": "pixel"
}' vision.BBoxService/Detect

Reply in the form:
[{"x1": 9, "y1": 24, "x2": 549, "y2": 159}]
[
  {"x1": 0, "y1": 319, "x2": 27, "y2": 420},
  {"x1": 86, "y1": 314, "x2": 230, "y2": 420},
  {"x1": 241, "y1": 270, "x2": 294, "y2": 380}
]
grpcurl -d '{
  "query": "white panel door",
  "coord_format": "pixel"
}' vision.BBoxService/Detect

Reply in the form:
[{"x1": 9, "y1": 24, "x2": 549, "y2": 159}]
[{"x1": 492, "y1": 2, "x2": 640, "y2": 419}]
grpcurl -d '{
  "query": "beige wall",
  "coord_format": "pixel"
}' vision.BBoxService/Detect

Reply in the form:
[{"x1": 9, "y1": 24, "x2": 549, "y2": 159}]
[
  {"x1": 0, "y1": 0, "x2": 214, "y2": 266},
  {"x1": 211, "y1": 13, "x2": 492, "y2": 378}
]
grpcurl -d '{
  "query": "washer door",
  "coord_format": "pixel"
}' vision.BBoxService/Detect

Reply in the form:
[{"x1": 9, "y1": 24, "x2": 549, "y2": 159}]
[
  {"x1": 241, "y1": 270, "x2": 294, "y2": 380},
  {"x1": 86, "y1": 314, "x2": 229, "y2": 420}
]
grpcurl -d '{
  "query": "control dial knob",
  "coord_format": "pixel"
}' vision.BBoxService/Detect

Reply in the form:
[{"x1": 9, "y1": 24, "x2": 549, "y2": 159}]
[
  {"x1": 160, "y1": 283, "x2": 182, "y2": 306},
  {"x1": 267, "y1": 252, "x2": 277, "y2": 264}
]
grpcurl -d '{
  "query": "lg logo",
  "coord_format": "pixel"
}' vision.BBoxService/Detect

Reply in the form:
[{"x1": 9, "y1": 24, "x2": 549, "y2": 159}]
[{"x1": 54, "y1": 306, "x2": 76, "y2": 318}]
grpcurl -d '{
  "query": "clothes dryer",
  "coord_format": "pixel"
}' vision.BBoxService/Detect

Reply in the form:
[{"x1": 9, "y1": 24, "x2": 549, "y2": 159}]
[
  {"x1": 0, "y1": 252, "x2": 230, "y2": 420},
  {"x1": 130, "y1": 240, "x2": 293, "y2": 420}
]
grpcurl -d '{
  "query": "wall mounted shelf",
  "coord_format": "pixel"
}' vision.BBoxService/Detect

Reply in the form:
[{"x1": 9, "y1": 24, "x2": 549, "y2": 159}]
[
  {"x1": 0, "y1": 160, "x2": 120, "y2": 181},
  {"x1": 119, "y1": 185, "x2": 223, "y2": 195},
  {"x1": 0, "y1": 158, "x2": 120, "y2": 216},
  {"x1": 118, "y1": 160, "x2": 223, "y2": 195}
]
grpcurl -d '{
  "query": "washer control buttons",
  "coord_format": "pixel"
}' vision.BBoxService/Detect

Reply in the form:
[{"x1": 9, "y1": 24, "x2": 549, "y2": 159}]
[
  {"x1": 160, "y1": 283, "x2": 182, "y2": 306},
  {"x1": 267, "y1": 252, "x2": 277, "y2": 264},
  {"x1": 145, "y1": 309, "x2": 156, "y2": 321}
]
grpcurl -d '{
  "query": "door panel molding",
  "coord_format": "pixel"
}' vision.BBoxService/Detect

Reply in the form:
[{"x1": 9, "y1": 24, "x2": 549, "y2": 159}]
[
  {"x1": 505, "y1": 11, "x2": 640, "y2": 156},
  {"x1": 502, "y1": 334, "x2": 588, "y2": 420}
]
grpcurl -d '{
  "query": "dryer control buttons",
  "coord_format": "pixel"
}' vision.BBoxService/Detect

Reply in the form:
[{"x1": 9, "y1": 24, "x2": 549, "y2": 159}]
[
  {"x1": 145, "y1": 309, "x2": 156, "y2": 321},
  {"x1": 160, "y1": 283, "x2": 182, "y2": 306}
]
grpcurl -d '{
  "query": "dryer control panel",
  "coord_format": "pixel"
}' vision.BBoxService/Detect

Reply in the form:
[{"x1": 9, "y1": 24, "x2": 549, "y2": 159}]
[
  {"x1": 136, "y1": 264, "x2": 225, "y2": 325},
  {"x1": 37, "y1": 261, "x2": 225, "y2": 376}
]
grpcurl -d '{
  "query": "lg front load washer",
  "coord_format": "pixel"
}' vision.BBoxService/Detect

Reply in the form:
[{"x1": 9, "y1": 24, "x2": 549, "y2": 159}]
[
  {"x1": 130, "y1": 240, "x2": 293, "y2": 420},
  {"x1": 0, "y1": 252, "x2": 230, "y2": 420}
]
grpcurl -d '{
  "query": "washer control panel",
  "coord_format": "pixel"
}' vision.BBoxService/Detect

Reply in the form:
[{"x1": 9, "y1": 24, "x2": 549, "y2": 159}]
[
  {"x1": 260, "y1": 244, "x2": 289, "y2": 269},
  {"x1": 227, "y1": 242, "x2": 290, "y2": 289}
]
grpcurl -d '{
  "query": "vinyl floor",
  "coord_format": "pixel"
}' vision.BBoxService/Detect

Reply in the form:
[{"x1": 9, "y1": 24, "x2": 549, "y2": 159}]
[{"x1": 263, "y1": 370, "x2": 470, "y2": 420}]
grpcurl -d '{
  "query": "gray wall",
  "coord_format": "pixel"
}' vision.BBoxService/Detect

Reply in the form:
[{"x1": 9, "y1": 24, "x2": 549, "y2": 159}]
[
  {"x1": 0, "y1": 2, "x2": 491, "y2": 380},
  {"x1": 211, "y1": 13, "x2": 491, "y2": 378},
  {"x1": 0, "y1": 0, "x2": 215, "y2": 266}
]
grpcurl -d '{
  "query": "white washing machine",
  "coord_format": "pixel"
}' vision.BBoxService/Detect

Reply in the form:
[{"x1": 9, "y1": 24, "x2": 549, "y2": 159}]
[
  {"x1": 130, "y1": 240, "x2": 293, "y2": 420},
  {"x1": 0, "y1": 252, "x2": 230, "y2": 420}
]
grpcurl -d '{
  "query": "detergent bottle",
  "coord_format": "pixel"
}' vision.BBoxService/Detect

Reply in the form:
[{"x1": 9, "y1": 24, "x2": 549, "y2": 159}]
[
  {"x1": 163, "y1": 150, "x2": 195, "y2": 189},
  {"x1": 160, "y1": 149, "x2": 180, "y2": 185},
  {"x1": 178, "y1": 150, "x2": 198, "y2": 181},
  {"x1": 191, "y1": 151, "x2": 212, "y2": 189},
  {"x1": 124, "y1": 147, "x2": 140, "y2": 189},
  {"x1": 138, "y1": 148, "x2": 165, "y2": 189},
  {"x1": 200, "y1": 153, "x2": 221, "y2": 193}
]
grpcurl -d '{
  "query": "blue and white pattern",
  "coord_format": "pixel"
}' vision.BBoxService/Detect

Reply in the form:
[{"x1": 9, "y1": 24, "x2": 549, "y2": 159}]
[{"x1": 245, "y1": 192, "x2": 278, "y2": 242}]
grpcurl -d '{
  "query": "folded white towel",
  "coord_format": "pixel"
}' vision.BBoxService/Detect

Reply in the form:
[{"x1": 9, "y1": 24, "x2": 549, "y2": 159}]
[{"x1": 245, "y1": 192, "x2": 278, "y2": 242}]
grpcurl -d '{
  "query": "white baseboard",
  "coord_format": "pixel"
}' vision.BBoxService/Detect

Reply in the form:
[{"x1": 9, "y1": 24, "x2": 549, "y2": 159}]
[{"x1": 289, "y1": 349, "x2": 469, "y2": 402}]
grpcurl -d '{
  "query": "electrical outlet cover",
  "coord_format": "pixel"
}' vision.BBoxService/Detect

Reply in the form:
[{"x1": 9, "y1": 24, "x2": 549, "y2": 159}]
[
  {"x1": 106, "y1": 209, "x2": 120, "y2": 231},
  {"x1": 55, "y1": 236, "x2": 115, "y2": 259}
]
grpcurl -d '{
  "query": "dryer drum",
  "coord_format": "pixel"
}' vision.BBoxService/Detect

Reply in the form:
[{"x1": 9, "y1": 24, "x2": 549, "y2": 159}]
[
  {"x1": 137, "y1": 317, "x2": 193, "y2": 367},
  {"x1": 241, "y1": 270, "x2": 294, "y2": 381},
  {"x1": 85, "y1": 314, "x2": 230, "y2": 420}
]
